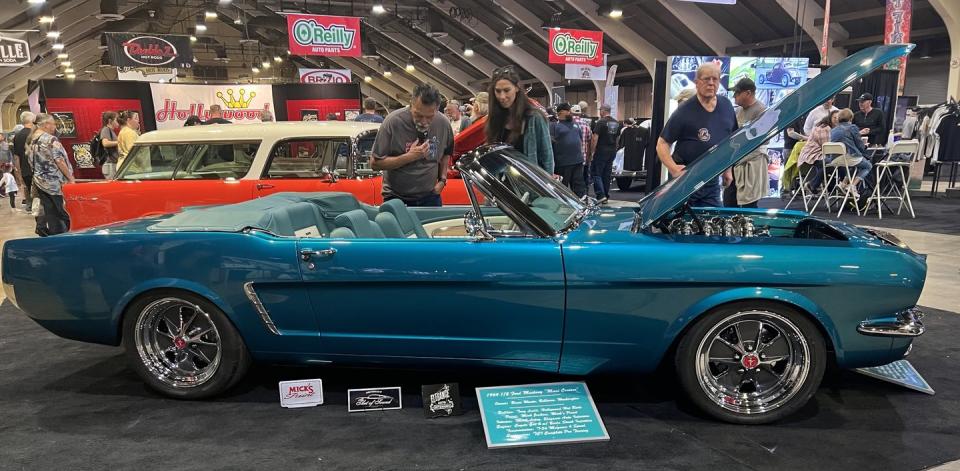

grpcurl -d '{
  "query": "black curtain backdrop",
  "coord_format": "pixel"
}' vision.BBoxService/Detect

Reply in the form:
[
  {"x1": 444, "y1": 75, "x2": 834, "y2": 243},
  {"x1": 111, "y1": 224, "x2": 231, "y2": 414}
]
[
  {"x1": 852, "y1": 70, "x2": 900, "y2": 141},
  {"x1": 646, "y1": 59, "x2": 667, "y2": 192}
]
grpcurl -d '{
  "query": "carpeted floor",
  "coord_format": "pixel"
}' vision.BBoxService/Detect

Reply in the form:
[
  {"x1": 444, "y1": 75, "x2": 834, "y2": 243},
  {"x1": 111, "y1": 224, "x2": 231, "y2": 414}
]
[{"x1": 0, "y1": 302, "x2": 957, "y2": 470}]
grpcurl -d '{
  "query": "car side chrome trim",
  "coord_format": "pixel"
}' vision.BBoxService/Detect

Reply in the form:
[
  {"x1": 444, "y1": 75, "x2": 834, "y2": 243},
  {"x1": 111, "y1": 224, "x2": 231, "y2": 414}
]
[
  {"x1": 243, "y1": 282, "x2": 281, "y2": 335},
  {"x1": 857, "y1": 307, "x2": 925, "y2": 337}
]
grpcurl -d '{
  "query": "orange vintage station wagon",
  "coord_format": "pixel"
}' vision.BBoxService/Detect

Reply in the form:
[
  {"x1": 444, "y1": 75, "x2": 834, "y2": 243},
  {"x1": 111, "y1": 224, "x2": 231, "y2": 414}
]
[{"x1": 64, "y1": 121, "x2": 471, "y2": 231}]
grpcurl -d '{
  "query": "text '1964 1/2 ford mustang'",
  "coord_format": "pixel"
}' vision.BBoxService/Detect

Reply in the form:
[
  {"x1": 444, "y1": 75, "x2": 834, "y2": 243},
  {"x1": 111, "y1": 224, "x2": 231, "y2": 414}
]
[{"x1": 2, "y1": 45, "x2": 924, "y2": 424}]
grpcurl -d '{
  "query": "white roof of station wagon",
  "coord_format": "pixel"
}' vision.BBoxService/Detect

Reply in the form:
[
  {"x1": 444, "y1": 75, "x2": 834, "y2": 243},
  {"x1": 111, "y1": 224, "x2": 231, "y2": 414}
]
[{"x1": 137, "y1": 121, "x2": 380, "y2": 144}]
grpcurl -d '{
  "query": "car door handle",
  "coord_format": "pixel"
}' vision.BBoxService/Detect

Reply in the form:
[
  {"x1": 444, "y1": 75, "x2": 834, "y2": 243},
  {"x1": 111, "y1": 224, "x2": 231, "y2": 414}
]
[
  {"x1": 300, "y1": 248, "x2": 336, "y2": 260},
  {"x1": 257, "y1": 183, "x2": 275, "y2": 190}
]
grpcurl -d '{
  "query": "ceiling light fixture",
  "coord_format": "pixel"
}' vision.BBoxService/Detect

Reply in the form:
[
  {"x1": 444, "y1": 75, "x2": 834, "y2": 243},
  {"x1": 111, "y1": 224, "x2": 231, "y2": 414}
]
[
  {"x1": 364, "y1": 75, "x2": 373, "y2": 83},
  {"x1": 372, "y1": 2, "x2": 386, "y2": 14},
  {"x1": 432, "y1": 51, "x2": 442, "y2": 65},
  {"x1": 46, "y1": 31, "x2": 60, "y2": 39},
  {"x1": 64, "y1": 67, "x2": 74, "y2": 73},
  {"x1": 28, "y1": 0, "x2": 46, "y2": 4},
  {"x1": 502, "y1": 27, "x2": 514, "y2": 47},
  {"x1": 252, "y1": 66, "x2": 260, "y2": 74},
  {"x1": 273, "y1": 55, "x2": 282, "y2": 63},
  {"x1": 205, "y1": 10, "x2": 217, "y2": 20},
  {"x1": 219, "y1": 0, "x2": 232, "y2": 3},
  {"x1": 463, "y1": 44, "x2": 474, "y2": 57},
  {"x1": 195, "y1": 15, "x2": 207, "y2": 32},
  {"x1": 39, "y1": 15, "x2": 55, "y2": 24},
  {"x1": 60, "y1": 61, "x2": 71, "y2": 66},
  {"x1": 190, "y1": 35, "x2": 197, "y2": 42},
  {"x1": 66, "y1": 73, "x2": 77, "y2": 79},
  {"x1": 405, "y1": 57, "x2": 415, "y2": 72},
  {"x1": 606, "y1": 1, "x2": 623, "y2": 18},
  {"x1": 56, "y1": 53, "x2": 68, "y2": 59},
  {"x1": 51, "y1": 42, "x2": 64, "y2": 50}
]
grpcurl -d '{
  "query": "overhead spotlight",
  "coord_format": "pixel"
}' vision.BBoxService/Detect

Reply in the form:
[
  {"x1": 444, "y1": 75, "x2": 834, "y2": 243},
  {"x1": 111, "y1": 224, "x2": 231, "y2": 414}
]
[
  {"x1": 56, "y1": 53, "x2": 68, "y2": 59},
  {"x1": 463, "y1": 44, "x2": 474, "y2": 57},
  {"x1": 604, "y1": 1, "x2": 623, "y2": 18},
  {"x1": 405, "y1": 57, "x2": 415, "y2": 72},
  {"x1": 261, "y1": 59, "x2": 270, "y2": 69},
  {"x1": 205, "y1": 10, "x2": 217, "y2": 20},
  {"x1": 364, "y1": 75, "x2": 373, "y2": 83},
  {"x1": 219, "y1": 0, "x2": 232, "y2": 3},
  {"x1": 273, "y1": 55, "x2": 282, "y2": 63},
  {"x1": 39, "y1": 15, "x2": 55, "y2": 24},
  {"x1": 28, "y1": 0, "x2": 45, "y2": 4},
  {"x1": 547, "y1": 12, "x2": 562, "y2": 30},
  {"x1": 234, "y1": 17, "x2": 242, "y2": 25},
  {"x1": 60, "y1": 61, "x2": 71, "y2": 66},
  {"x1": 193, "y1": 57, "x2": 198, "y2": 63},
  {"x1": 195, "y1": 15, "x2": 207, "y2": 32},
  {"x1": 66, "y1": 73, "x2": 77, "y2": 79},
  {"x1": 502, "y1": 27, "x2": 514, "y2": 47},
  {"x1": 383, "y1": 65, "x2": 392, "y2": 78},
  {"x1": 190, "y1": 35, "x2": 197, "y2": 42},
  {"x1": 252, "y1": 66, "x2": 260, "y2": 74},
  {"x1": 46, "y1": 31, "x2": 60, "y2": 39},
  {"x1": 372, "y1": 2, "x2": 385, "y2": 14},
  {"x1": 432, "y1": 51, "x2": 442, "y2": 65},
  {"x1": 55, "y1": 73, "x2": 64, "y2": 78},
  {"x1": 51, "y1": 42, "x2": 64, "y2": 50},
  {"x1": 64, "y1": 68, "x2": 74, "y2": 73}
]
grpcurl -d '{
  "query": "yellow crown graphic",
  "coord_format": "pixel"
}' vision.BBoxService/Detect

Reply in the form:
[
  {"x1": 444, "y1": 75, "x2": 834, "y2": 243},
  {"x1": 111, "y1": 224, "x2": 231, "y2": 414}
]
[{"x1": 216, "y1": 88, "x2": 256, "y2": 109}]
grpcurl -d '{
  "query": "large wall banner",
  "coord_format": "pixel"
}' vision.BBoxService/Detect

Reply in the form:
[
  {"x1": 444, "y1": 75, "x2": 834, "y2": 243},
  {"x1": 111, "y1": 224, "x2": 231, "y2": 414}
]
[
  {"x1": 287, "y1": 14, "x2": 361, "y2": 57},
  {"x1": 549, "y1": 28, "x2": 603, "y2": 67},
  {"x1": 105, "y1": 33, "x2": 194, "y2": 69},
  {"x1": 884, "y1": 0, "x2": 912, "y2": 94},
  {"x1": 151, "y1": 83, "x2": 274, "y2": 129},
  {"x1": 298, "y1": 68, "x2": 352, "y2": 83},
  {"x1": 0, "y1": 32, "x2": 31, "y2": 67}
]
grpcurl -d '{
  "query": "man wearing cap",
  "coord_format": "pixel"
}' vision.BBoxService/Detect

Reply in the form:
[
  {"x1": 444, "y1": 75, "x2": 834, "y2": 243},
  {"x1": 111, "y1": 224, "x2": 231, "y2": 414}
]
[
  {"x1": 726, "y1": 78, "x2": 768, "y2": 208},
  {"x1": 549, "y1": 103, "x2": 586, "y2": 197},
  {"x1": 571, "y1": 104, "x2": 593, "y2": 191},
  {"x1": 656, "y1": 62, "x2": 738, "y2": 207},
  {"x1": 590, "y1": 104, "x2": 622, "y2": 203},
  {"x1": 853, "y1": 93, "x2": 886, "y2": 146}
]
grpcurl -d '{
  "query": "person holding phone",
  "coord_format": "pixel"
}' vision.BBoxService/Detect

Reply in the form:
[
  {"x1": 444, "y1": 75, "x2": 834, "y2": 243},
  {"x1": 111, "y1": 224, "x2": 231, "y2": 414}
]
[{"x1": 371, "y1": 83, "x2": 454, "y2": 207}]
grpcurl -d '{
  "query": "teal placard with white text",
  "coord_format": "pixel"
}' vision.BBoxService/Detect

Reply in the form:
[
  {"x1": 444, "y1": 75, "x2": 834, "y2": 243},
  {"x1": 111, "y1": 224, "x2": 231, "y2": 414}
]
[{"x1": 476, "y1": 382, "x2": 609, "y2": 448}]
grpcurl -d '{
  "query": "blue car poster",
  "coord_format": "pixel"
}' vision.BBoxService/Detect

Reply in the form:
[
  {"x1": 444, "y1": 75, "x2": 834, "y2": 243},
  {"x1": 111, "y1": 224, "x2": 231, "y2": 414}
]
[{"x1": 476, "y1": 382, "x2": 609, "y2": 448}]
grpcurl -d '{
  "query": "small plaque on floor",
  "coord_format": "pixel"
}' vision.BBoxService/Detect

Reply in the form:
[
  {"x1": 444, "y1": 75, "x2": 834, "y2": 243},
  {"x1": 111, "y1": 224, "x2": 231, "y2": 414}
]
[{"x1": 855, "y1": 359, "x2": 935, "y2": 395}]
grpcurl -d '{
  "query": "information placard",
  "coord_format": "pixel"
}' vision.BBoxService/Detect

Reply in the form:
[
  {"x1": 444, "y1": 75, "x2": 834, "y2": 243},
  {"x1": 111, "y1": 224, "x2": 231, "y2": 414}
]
[
  {"x1": 855, "y1": 359, "x2": 935, "y2": 395},
  {"x1": 476, "y1": 382, "x2": 609, "y2": 448}
]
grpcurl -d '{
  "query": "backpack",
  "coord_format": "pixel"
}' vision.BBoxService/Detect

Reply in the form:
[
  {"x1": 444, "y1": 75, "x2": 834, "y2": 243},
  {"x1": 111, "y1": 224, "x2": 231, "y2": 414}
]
[{"x1": 89, "y1": 131, "x2": 106, "y2": 166}]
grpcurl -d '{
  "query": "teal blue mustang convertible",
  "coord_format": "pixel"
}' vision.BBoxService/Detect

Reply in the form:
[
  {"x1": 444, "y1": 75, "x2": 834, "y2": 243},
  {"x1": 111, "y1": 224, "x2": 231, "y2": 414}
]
[{"x1": 2, "y1": 45, "x2": 925, "y2": 424}]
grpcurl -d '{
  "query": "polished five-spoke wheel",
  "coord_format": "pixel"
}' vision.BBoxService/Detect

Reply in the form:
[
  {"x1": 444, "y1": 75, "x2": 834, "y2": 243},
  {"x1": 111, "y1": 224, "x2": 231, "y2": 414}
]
[
  {"x1": 676, "y1": 302, "x2": 826, "y2": 424},
  {"x1": 123, "y1": 290, "x2": 250, "y2": 399}
]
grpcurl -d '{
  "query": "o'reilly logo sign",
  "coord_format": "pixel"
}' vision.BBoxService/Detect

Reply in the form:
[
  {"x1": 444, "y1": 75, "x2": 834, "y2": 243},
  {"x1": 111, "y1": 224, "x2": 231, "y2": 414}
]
[
  {"x1": 0, "y1": 35, "x2": 30, "y2": 67},
  {"x1": 548, "y1": 28, "x2": 604, "y2": 67},
  {"x1": 287, "y1": 14, "x2": 361, "y2": 57}
]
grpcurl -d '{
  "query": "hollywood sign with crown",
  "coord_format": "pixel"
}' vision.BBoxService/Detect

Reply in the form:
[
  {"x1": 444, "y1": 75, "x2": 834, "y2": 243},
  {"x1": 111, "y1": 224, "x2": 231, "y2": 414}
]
[{"x1": 150, "y1": 84, "x2": 274, "y2": 129}]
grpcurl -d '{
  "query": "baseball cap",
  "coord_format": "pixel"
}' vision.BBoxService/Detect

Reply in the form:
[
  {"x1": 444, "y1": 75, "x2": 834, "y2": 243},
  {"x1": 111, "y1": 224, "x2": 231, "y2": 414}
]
[
  {"x1": 556, "y1": 102, "x2": 572, "y2": 112},
  {"x1": 857, "y1": 93, "x2": 874, "y2": 102},
  {"x1": 570, "y1": 104, "x2": 582, "y2": 114},
  {"x1": 732, "y1": 77, "x2": 756, "y2": 95}
]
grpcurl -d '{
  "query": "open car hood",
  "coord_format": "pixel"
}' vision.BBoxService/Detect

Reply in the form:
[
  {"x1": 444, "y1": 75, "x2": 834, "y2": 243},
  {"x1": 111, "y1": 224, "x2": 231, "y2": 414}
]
[{"x1": 637, "y1": 44, "x2": 914, "y2": 229}]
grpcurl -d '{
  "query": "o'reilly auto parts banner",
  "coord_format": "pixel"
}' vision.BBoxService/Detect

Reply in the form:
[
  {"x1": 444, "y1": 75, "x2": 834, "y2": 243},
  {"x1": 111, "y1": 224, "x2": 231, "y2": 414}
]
[
  {"x1": 150, "y1": 83, "x2": 274, "y2": 129},
  {"x1": 0, "y1": 32, "x2": 31, "y2": 67},
  {"x1": 287, "y1": 14, "x2": 361, "y2": 57},
  {"x1": 106, "y1": 33, "x2": 194, "y2": 69},
  {"x1": 548, "y1": 28, "x2": 603, "y2": 67},
  {"x1": 298, "y1": 68, "x2": 352, "y2": 84}
]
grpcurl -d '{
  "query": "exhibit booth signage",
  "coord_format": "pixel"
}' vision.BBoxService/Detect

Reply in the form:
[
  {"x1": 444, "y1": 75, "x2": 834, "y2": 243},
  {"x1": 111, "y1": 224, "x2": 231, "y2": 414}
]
[
  {"x1": 298, "y1": 68, "x2": 352, "y2": 84},
  {"x1": 287, "y1": 14, "x2": 362, "y2": 57},
  {"x1": 476, "y1": 382, "x2": 609, "y2": 448},
  {"x1": 347, "y1": 387, "x2": 402, "y2": 412},
  {"x1": 278, "y1": 379, "x2": 324, "y2": 408},
  {"x1": 105, "y1": 33, "x2": 194, "y2": 69},
  {"x1": 0, "y1": 33, "x2": 30, "y2": 67},
  {"x1": 549, "y1": 28, "x2": 603, "y2": 66},
  {"x1": 150, "y1": 83, "x2": 274, "y2": 128}
]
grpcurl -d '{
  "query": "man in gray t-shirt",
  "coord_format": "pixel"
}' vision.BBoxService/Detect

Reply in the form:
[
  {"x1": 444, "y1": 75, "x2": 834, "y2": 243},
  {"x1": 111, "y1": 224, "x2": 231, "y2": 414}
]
[
  {"x1": 371, "y1": 84, "x2": 453, "y2": 206},
  {"x1": 726, "y1": 78, "x2": 769, "y2": 208}
]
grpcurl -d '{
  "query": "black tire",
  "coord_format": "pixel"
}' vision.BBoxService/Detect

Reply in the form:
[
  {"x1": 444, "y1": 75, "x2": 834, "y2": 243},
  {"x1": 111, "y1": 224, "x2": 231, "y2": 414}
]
[
  {"x1": 758, "y1": 74, "x2": 765, "y2": 85},
  {"x1": 675, "y1": 301, "x2": 826, "y2": 424},
  {"x1": 615, "y1": 177, "x2": 634, "y2": 192},
  {"x1": 122, "y1": 289, "x2": 251, "y2": 399},
  {"x1": 781, "y1": 75, "x2": 790, "y2": 88}
]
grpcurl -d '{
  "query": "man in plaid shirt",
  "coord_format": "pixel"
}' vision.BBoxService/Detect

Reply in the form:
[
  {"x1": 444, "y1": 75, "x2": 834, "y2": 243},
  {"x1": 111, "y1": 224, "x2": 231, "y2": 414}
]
[{"x1": 571, "y1": 104, "x2": 593, "y2": 190}]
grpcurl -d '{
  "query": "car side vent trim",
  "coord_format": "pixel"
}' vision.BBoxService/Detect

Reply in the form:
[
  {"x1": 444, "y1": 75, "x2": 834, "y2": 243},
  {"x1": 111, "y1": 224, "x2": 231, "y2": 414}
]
[{"x1": 243, "y1": 282, "x2": 281, "y2": 335}]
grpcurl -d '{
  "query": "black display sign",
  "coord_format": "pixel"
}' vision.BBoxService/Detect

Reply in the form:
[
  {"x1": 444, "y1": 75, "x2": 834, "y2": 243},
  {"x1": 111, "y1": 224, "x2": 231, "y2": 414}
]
[
  {"x1": 72, "y1": 144, "x2": 94, "y2": 168},
  {"x1": 347, "y1": 387, "x2": 402, "y2": 412},
  {"x1": 300, "y1": 109, "x2": 319, "y2": 121},
  {"x1": 105, "y1": 33, "x2": 193, "y2": 69},
  {"x1": 421, "y1": 383, "x2": 462, "y2": 418},
  {"x1": 0, "y1": 34, "x2": 31, "y2": 67},
  {"x1": 51, "y1": 112, "x2": 77, "y2": 138}
]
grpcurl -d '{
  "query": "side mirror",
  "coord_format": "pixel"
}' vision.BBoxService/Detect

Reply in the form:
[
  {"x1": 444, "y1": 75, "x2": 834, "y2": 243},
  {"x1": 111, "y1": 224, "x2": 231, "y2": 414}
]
[
  {"x1": 463, "y1": 209, "x2": 494, "y2": 242},
  {"x1": 320, "y1": 165, "x2": 340, "y2": 183}
]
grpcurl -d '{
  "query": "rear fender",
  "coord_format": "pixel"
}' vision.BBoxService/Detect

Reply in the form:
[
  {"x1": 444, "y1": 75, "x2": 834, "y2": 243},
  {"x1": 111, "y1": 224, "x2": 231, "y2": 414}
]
[{"x1": 112, "y1": 278, "x2": 237, "y2": 343}]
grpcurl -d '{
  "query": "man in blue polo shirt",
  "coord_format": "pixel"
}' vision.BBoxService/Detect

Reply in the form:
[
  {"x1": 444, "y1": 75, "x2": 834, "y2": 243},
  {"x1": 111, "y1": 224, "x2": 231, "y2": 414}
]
[
  {"x1": 549, "y1": 103, "x2": 586, "y2": 197},
  {"x1": 656, "y1": 62, "x2": 738, "y2": 207}
]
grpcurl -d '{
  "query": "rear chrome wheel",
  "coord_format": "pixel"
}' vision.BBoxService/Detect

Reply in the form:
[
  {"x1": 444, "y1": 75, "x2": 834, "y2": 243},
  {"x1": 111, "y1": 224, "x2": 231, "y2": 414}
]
[
  {"x1": 676, "y1": 302, "x2": 826, "y2": 424},
  {"x1": 123, "y1": 290, "x2": 250, "y2": 399}
]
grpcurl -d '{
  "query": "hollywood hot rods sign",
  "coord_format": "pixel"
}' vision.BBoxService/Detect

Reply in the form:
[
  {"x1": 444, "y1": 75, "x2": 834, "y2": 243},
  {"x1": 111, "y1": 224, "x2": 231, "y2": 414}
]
[
  {"x1": 287, "y1": 14, "x2": 361, "y2": 57},
  {"x1": 150, "y1": 83, "x2": 274, "y2": 129},
  {"x1": 548, "y1": 28, "x2": 603, "y2": 67}
]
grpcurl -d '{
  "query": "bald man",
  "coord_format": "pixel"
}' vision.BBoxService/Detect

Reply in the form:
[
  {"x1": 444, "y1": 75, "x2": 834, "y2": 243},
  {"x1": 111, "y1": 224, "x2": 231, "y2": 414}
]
[{"x1": 656, "y1": 62, "x2": 738, "y2": 207}]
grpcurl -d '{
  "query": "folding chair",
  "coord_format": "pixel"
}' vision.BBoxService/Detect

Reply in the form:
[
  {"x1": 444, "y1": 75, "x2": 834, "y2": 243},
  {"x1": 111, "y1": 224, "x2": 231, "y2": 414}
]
[
  {"x1": 865, "y1": 139, "x2": 919, "y2": 219},
  {"x1": 784, "y1": 160, "x2": 817, "y2": 212},
  {"x1": 811, "y1": 142, "x2": 845, "y2": 214}
]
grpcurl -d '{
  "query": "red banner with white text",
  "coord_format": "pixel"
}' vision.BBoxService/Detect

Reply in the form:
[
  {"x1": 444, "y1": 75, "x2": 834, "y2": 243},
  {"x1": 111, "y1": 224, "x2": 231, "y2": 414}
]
[
  {"x1": 548, "y1": 28, "x2": 603, "y2": 66},
  {"x1": 287, "y1": 14, "x2": 361, "y2": 57},
  {"x1": 884, "y1": 0, "x2": 912, "y2": 94}
]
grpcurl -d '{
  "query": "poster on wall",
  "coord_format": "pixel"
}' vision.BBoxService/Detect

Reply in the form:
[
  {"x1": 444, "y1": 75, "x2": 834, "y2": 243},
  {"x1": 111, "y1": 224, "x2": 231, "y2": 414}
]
[
  {"x1": 51, "y1": 112, "x2": 77, "y2": 138},
  {"x1": 729, "y1": 57, "x2": 757, "y2": 84},
  {"x1": 300, "y1": 109, "x2": 319, "y2": 121},
  {"x1": 105, "y1": 33, "x2": 194, "y2": 69},
  {"x1": 298, "y1": 68, "x2": 352, "y2": 84},
  {"x1": 669, "y1": 55, "x2": 730, "y2": 99},
  {"x1": 118, "y1": 66, "x2": 177, "y2": 82},
  {"x1": 344, "y1": 109, "x2": 360, "y2": 121},
  {"x1": 287, "y1": 14, "x2": 361, "y2": 57},
  {"x1": 565, "y1": 55, "x2": 607, "y2": 81},
  {"x1": 72, "y1": 144, "x2": 95, "y2": 168},
  {"x1": 150, "y1": 83, "x2": 274, "y2": 129},
  {"x1": 548, "y1": 28, "x2": 603, "y2": 66},
  {"x1": 755, "y1": 57, "x2": 809, "y2": 89},
  {"x1": 0, "y1": 33, "x2": 31, "y2": 67}
]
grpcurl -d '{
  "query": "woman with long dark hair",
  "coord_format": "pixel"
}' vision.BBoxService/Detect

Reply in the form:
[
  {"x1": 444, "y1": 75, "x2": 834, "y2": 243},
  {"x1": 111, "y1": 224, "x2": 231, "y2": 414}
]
[{"x1": 484, "y1": 66, "x2": 554, "y2": 174}]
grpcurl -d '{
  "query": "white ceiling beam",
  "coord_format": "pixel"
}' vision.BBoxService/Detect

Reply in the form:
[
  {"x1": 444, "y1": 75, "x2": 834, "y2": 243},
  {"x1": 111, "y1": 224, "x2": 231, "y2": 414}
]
[
  {"x1": 385, "y1": 16, "x2": 501, "y2": 79},
  {"x1": 774, "y1": 0, "x2": 848, "y2": 64},
  {"x1": 377, "y1": 48, "x2": 460, "y2": 98},
  {"x1": 325, "y1": 56, "x2": 409, "y2": 105},
  {"x1": 353, "y1": 57, "x2": 419, "y2": 93},
  {"x1": 657, "y1": 0, "x2": 738, "y2": 56},
  {"x1": 563, "y1": 0, "x2": 664, "y2": 75},
  {"x1": 376, "y1": 29, "x2": 480, "y2": 92}
]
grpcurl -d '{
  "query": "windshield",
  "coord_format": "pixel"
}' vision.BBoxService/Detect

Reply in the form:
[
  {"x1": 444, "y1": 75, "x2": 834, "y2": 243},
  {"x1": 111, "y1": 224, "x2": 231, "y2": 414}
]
[
  {"x1": 117, "y1": 141, "x2": 260, "y2": 180},
  {"x1": 475, "y1": 149, "x2": 584, "y2": 233}
]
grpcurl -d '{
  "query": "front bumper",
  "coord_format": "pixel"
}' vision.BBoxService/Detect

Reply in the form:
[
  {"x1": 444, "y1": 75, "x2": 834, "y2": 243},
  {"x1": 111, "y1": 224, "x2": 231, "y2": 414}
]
[{"x1": 857, "y1": 307, "x2": 925, "y2": 337}]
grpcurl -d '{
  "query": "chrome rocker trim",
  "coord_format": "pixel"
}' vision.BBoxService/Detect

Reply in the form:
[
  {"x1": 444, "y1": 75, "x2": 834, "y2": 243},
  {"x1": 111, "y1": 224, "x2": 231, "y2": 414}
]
[
  {"x1": 243, "y1": 282, "x2": 281, "y2": 335},
  {"x1": 857, "y1": 307, "x2": 925, "y2": 337}
]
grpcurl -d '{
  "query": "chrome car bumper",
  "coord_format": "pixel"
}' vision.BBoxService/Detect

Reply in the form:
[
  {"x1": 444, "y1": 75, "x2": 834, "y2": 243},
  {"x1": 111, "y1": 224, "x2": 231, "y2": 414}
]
[{"x1": 857, "y1": 307, "x2": 925, "y2": 337}]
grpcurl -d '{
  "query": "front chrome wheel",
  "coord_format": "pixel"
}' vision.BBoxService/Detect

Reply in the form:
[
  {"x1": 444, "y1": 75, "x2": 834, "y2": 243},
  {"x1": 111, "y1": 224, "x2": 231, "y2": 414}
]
[
  {"x1": 695, "y1": 311, "x2": 810, "y2": 415},
  {"x1": 134, "y1": 298, "x2": 222, "y2": 389}
]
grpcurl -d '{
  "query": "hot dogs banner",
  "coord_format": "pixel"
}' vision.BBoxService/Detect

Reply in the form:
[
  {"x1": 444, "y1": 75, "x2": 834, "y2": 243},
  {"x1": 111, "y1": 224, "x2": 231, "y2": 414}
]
[
  {"x1": 287, "y1": 14, "x2": 361, "y2": 57},
  {"x1": 150, "y1": 83, "x2": 274, "y2": 129},
  {"x1": 105, "y1": 33, "x2": 194, "y2": 69},
  {"x1": 549, "y1": 28, "x2": 603, "y2": 67}
]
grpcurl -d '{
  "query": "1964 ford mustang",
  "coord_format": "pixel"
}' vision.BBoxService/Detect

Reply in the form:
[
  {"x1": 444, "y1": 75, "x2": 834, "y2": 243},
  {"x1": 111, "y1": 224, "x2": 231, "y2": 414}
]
[{"x1": 2, "y1": 45, "x2": 925, "y2": 424}]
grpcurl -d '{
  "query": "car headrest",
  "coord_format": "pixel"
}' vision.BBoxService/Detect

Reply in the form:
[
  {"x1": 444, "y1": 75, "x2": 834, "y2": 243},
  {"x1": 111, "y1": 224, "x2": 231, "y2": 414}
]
[{"x1": 333, "y1": 209, "x2": 385, "y2": 238}]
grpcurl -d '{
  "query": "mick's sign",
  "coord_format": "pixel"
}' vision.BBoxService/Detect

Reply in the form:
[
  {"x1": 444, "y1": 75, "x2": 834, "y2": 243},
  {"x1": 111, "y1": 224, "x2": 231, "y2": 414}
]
[
  {"x1": 287, "y1": 14, "x2": 361, "y2": 57},
  {"x1": 548, "y1": 28, "x2": 603, "y2": 67},
  {"x1": 278, "y1": 379, "x2": 324, "y2": 408}
]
